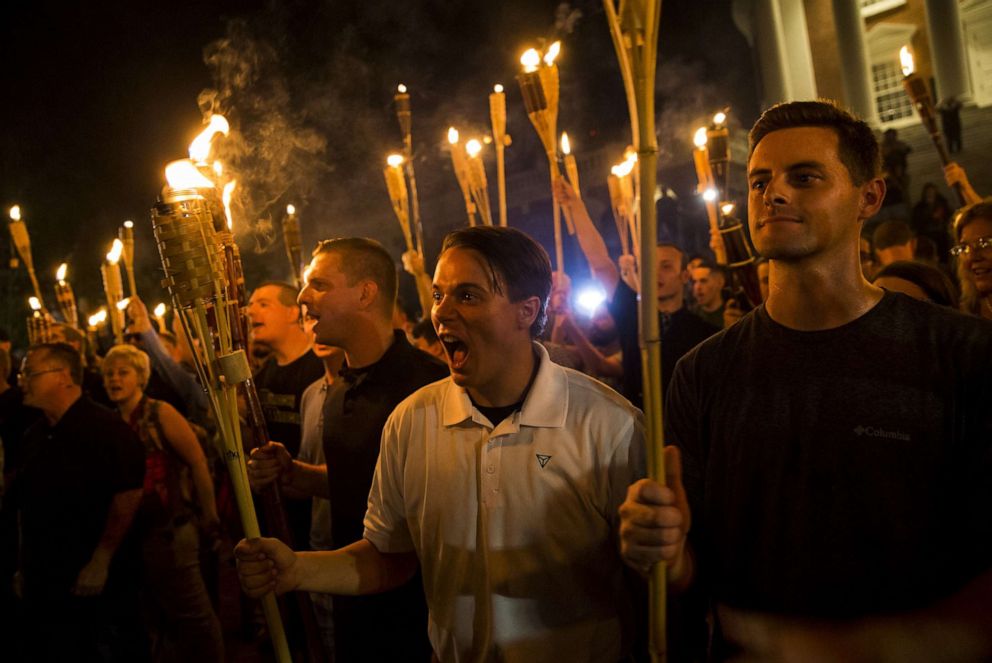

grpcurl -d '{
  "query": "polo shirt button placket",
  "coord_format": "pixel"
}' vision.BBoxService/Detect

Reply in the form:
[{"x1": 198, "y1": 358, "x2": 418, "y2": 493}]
[{"x1": 482, "y1": 435, "x2": 502, "y2": 502}]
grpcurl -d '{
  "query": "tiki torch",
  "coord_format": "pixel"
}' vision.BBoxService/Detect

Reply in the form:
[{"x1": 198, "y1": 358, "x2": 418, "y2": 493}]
[
  {"x1": 119, "y1": 220, "x2": 138, "y2": 297},
  {"x1": 7, "y1": 205, "x2": 46, "y2": 312},
  {"x1": 561, "y1": 132, "x2": 580, "y2": 198},
  {"x1": 517, "y1": 42, "x2": 567, "y2": 273},
  {"x1": 54, "y1": 263, "x2": 79, "y2": 329},
  {"x1": 604, "y1": 0, "x2": 665, "y2": 659},
  {"x1": 899, "y1": 46, "x2": 965, "y2": 207},
  {"x1": 151, "y1": 159, "x2": 292, "y2": 663},
  {"x1": 394, "y1": 84, "x2": 424, "y2": 256},
  {"x1": 489, "y1": 84, "x2": 511, "y2": 226},
  {"x1": 610, "y1": 157, "x2": 639, "y2": 270},
  {"x1": 464, "y1": 139, "x2": 493, "y2": 226},
  {"x1": 153, "y1": 302, "x2": 167, "y2": 333},
  {"x1": 706, "y1": 110, "x2": 731, "y2": 202},
  {"x1": 27, "y1": 297, "x2": 53, "y2": 345},
  {"x1": 447, "y1": 128, "x2": 478, "y2": 227},
  {"x1": 282, "y1": 204, "x2": 304, "y2": 290},
  {"x1": 692, "y1": 127, "x2": 726, "y2": 265},
  {"x1": 102, "y1": 239, "x2": 125, "y2": 344},
  {"x1": 86, "y1": 308, "x2": 107, "y2": 352},
  {"x1": 385, "y1": 153, "x2": 432, "y2": 317}
]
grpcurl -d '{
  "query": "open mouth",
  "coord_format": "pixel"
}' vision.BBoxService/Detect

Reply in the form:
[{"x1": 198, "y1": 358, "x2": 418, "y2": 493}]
[{"x1": 439, "y1": 333, "x2": 469, "y2": 370}]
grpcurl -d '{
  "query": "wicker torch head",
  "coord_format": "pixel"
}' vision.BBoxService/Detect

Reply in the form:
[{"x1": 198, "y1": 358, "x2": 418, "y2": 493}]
[{"x1": 151, "y1": 193, "x2": 228, "y2": 308}]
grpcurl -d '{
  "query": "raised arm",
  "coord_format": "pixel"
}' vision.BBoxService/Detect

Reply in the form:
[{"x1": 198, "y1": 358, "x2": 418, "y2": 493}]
[{"x1": 554, "y1": 177, "x2": 621, "y2": 299}]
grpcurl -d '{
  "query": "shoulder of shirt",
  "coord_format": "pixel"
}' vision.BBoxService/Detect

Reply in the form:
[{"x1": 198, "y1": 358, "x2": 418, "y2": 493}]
[
  {"x1": 884, "y1": 291, "x2": 992, "y2": 347},
  {"x1": 558, "y1": 363, "x2": 642, "y2": 419}
]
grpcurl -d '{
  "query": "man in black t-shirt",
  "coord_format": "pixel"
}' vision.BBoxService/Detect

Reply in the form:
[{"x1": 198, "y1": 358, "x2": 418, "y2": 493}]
[
  {"x1": 619, "y1": 101, "x2": 992, "y2": 660},
  {"x1": 247, "y1": 238, "x2": 444, "y2": 661}
]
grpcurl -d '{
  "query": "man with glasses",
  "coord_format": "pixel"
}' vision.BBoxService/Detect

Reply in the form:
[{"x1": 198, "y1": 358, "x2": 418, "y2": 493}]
[{"x1": 15, "y1": 343, "x2": 146, "y2": 660}]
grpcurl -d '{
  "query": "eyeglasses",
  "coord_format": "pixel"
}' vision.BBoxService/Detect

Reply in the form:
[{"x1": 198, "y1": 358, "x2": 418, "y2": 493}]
[
  {"x1": 17, "y1": 367, "x2": 63, "y2": 381},
  {"x1": 949, "y1": 236, "x2": 992, "y2": 257}
]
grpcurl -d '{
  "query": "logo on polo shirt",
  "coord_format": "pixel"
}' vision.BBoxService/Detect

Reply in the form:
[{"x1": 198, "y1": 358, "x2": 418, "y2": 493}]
[
  {"x1": 853, "y1": 425, "x2": 910, "y2": 441},
  {"x1": 536, "y1": 454, "x2": 552, "y2": 468}
]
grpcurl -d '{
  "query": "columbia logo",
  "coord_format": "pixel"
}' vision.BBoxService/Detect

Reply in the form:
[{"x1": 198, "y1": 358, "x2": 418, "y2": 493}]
[{"x1": 853, "y1": 425, "x2": 910, "y2": 441}]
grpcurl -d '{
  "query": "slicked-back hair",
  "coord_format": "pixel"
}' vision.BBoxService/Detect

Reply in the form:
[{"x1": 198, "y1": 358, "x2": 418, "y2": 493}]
[
  {"x1": 440, "y1": 226, "x2": 552, "y2": 338},
  {"x1": 312, "y1": 237, "x2": 398, "y2": 314},
  {"x1": 29, "y1": 342, "x2": 83, "y2": 385},
  {"x1": 749, "y1": 100, "x2": 881, "y2": 186}
]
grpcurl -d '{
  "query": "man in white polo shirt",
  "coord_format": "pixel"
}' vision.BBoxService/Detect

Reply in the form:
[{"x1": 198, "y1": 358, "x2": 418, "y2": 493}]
[{"x1": 236, "y1": 226, "x2": 645, "y2": 662}]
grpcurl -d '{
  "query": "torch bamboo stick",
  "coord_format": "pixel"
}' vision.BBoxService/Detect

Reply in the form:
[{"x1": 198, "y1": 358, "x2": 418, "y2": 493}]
[
  {"x1": 447, "y1": 128, "x2": 478, "y2": 227},
  {"x1": 489, "y1": 84, "x2": 510, "y2": 227},
  {"x1": 54, "y1": 263, "x2": 80, "y2": 329},
  {"x1": 282, "y1": 204, "x2": 304, "y2": 290},
  {"x1": 465, "y1": 139, "x2": 494, "y2": 227},
  {"x1": 604, "y1": 1, "x2": 666, "y2": 660},
  {"x1": 394, "y1": 85, "x2": 425, "y2": 257},
  {"x1": 120, "y1": 220, "x2": 138, "y2": 297},
  {"x1": 7, "y1": 206, "x2": 47, "y2": 312}
]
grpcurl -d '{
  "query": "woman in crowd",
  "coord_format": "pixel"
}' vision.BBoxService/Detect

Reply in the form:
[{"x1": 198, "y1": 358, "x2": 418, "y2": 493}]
[
  {"x1": 952, "y1": 200, "x2": 992, "y2": 320},
  {"x1": 101, "y1": 344, "x2": 224, "y2": 662},
  {"x1": 871, "y1": 260, "x2": 959, "y2": 308}
]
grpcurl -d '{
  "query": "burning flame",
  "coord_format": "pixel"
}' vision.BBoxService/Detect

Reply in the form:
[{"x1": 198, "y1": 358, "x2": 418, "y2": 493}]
[
  {"x1": 493, "y1": 84, "x2": 504, "y2": 93},
  {"x1": 116, "y1": 298, "x2": 130, "y2": 311},
  {"x1": 88, "y1": 309, "x2": 107, "y2": 327},
  {"x1": 188, "y1": 114, "x2": 230, "y2": 163},
  {"x1": 165, "y1": 159, "x2": 216, "y2": 190},
  {"x1": 153, "y1": 302, "x2": 167, "y2": 318},
  {"x1": 447, "y1": 127, "x2": 460, "y2": 145},
  {"x1": 222, "y1": 181, "x2": 236, "y2": 231},
  {"x1": 28, "y1": 296, "x2": 41, "y2": 311},
  {"x1": 900, "y1": 46, "x2": 915, "y2": 76},
  {"x1": 213, "y1": 161, "x2": 223, "y2": 177},
  {"x1": 702, "y1": 188, "x2": 718, "y2": 202},
  {"x1": 561, "y1": 132, "x2": 571, "y2": 155},
  {"x1": 386, "y1": 153, "x2": 405, "y2": 168},
  {"x1": 721, "y1": 203, "x2": 736, "y2": 215},
  {"x1": 520, "y1": 48, "x2": 541, "y2": 73},
  {"x1": 544, "y1": 41, "x2": 561, "y2": 67},
  {"x1": 713, "y1": 111, "x2": 727, "y2": 126},
  {"x1": 465, "y1": 139, "x2": 482, "y2": 158},
  {"x1": 9, "y1": 205, "x2": 21, "y2": 221},
  {"x1": 611, "y1": 160, "x2": 635, "y2": 178},
  {"x1": 107, "y1": 239, "x2": 124, "y2": 264},
  {"x1": 56, "y1": 263, "x2": 68, "y2": 282},
  {"x1": 693, "y1": 127, "x2": 708, "y2": 148},
  {"x1": 123, "y1": 219, "x2": 133, "y2": 229},
  {"x1": 397, "y1": 83, "x2": 407, "y2": 93},
  {"x1": 286, "y1": 204, "x2": 296, "y2": 216},
  {"x1": 624, "y1": 148, "x2": 638, "y2": 165}
]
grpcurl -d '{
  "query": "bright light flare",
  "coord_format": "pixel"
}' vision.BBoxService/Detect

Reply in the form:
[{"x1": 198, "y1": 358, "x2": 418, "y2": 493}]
[
  {"x1": 153, "y1": 302, "x2": 167, "y2": 318},
  {"x1": 116, "y1": 298, "x2": 130, "y2": 311},
  {"x1": 702, "y1": 188, "x2": 718, "y2": 202},
  {"x1": 465, "y1": 139, "x2": 482, "y2": 158},
  {"x1": 693, "y1": 127, "x2": 708, "y2": 148},
  {"x1": 107, "y1": 239, "x2": 124, "y2": 264},
  {"x1": 9, "y1": 205, "x2": 21, "y2": 221},
  {"x1": 713, "y1": 111, "x2": 727, "y2": 126},
  {"x1": 56, "y1": 263, "x2": 68, "y2": 282},
  {"x1": 561, "y1": 132, "x2": 571, "y2": 155},
  {"x1": 165, "y1": 159, "x2": 216, "y2": 190},
  {"x1": 286, "y1": 204, "x2": 296, "y2": 216},
  {"x1": 493, "y1": 83, "x2": 504, "y2": 93},
  {"x1": 447, "y1": 127, "x2": 460, "y2": 145},
  {"x1": 88, "y1": 309, "x2": 107, "y2": 327},
  {"x1": 544, "y1": 41, "x2": 561, "y2": 66},
  {"x1": 624, "y1": 148, "x2": 638, "y2": 164},
  {"x1": 611, "y1": 160, "x2": 635, "y2": 178},
  {"x1": 28, "y1": 296, "x2": 41, "y2": 311},
  {"x1": 721, "y1": 203, "x2": 736, "y2": 215},
  {"x1": 575, "y1": 287, "x2": 607, "y2": 317},
  {"x1": 386, "y1": 153, "x2": 405, "y2": 168},
  {"x1": 397, "y1": 83, "x2": 407, "y2": 93},
  {"x1": 222, "y1": 181, "x2": 236, "y2": 231},
  {"x1": 900, "y1": 46, "x2": 915, "y2": 76},
  {"x1": 123, "y1": 219, "x2": 134, "y2": 229},
  {"x1": 520, "y1": 48, "x2": 541, "y2": 73},
  {"x1": 188, "y1": 114, "x2": 230, "y2": 163},
  {"x1": 213, "y1": 161, "x2": 223, "y2": 177}
]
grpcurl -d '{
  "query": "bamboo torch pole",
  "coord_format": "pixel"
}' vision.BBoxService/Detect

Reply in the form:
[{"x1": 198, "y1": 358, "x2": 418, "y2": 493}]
[
  {"x1": 385, "y1": 154, "x2": 432, "y2": 318},
  {"x1": 489, "y1": 84, "x2": 511, "y2": 227},
  {"x1": 447, "y1": 128, "x2": 478, "y2": 227},
  {"x1": 394, "y1": 84, "x2": 425, "y2": 257},
  {"x1": 119, "y1": 220, "x2": 138, "y2": 297},
  {"x1": 7, "y1": 205, "x2": 47, "y2": 313},
  {"x1": 604, "y1": 0, "x2": 666, "y2": 660}
]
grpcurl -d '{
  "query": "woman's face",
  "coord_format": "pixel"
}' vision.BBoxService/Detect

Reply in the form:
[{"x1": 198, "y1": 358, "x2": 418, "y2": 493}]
[
  {"x1": 959, "y1": 217, "x2": 992, "y2": 296},
  {"x1": 102, "y1": 358, "x2": 143, "y2": 404}
]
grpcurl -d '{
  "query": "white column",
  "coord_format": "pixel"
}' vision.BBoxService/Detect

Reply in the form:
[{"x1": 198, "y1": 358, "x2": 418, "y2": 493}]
[
  {"x1": 831, "y1": 0, "x2": 880, "y2": 125},
  {"x1": 749, "y1": 0, "x2": 818, "y2": 106},
  {"x1": 923, "y1": 0, "x2": 971, "y2": 100},
  {"x1": 779, "y1": 0, "x2": 818, "y2": 101}
]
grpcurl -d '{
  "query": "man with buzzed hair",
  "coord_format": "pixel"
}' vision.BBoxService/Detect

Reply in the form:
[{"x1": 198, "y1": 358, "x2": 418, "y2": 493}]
[
  {"x1": 247, "y1": 237, "x2": 446, "y2": 661},
  {"x1": 16, "y1": 342, "x2": 146, "y2": 660},
  {"x1": 872, "y1": 219, "x2": 916, "y2": 267}
]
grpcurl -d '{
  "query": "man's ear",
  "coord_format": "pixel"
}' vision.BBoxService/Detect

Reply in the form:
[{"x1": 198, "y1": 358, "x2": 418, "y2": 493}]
[
  {"x1": 517, "y1": 296, "x2": 541, "y2": 332},
  {"x1": 679, "y1": 268, "x2": 689, "y2": 285},
  {"x1": 357, "y1": 279, "x2": 380, "y2": 311},
  {"x1": 859, "y1": 177, "x2": 886, "y2": 221}
]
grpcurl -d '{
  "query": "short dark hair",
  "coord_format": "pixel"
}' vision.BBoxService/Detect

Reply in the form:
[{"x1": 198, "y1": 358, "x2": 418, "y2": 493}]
[
  {"x1": 872, "y1": 220, "x2": 914, "y2": 250},
  {"x1": 440, "y1": 226, "x2": 551, "y2": 338},
  {"x1": 252, "y1": 281, "x2": 300, "y2": 308},
  {"x1": 692, "y1": 260, "x2": 727, "y2": 283},
  {"x1": 656, "y1": 242, "x2": 687, "y2": 271},
  {"x1": 872, "y1": 260, "x2": 959, "y2": 307},
  {"x1": 312, "y1": 238, "x2": 398, "y2": 313},
  {"x1": 749, "y1": 100, "x2": 880, "y2": 186},
  {"x1": 411, "y1": 318, "x2": 438, "y2": 344},
  {"x1": 29, "y1": 342, "x2": 83, "y2": 385}
]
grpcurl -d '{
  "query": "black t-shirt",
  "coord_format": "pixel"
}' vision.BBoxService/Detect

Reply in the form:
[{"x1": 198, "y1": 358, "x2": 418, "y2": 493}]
[
  {"x1": 668, "y1": 292, "x2": 992, "y2": 619},
  {"x1": 323, "y1": 330, "x2": 448, "y2": 661},
  {"x1": 610, "y1": 279, "x2": 720, "y2": 407},
  {"x1": 17, "y1": 396, "x2": 145, "y2": 596}
]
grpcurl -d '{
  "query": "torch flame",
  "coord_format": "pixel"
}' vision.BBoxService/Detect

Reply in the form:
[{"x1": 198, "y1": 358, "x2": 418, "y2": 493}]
[
  {"x1": 188, "y1": 114, "x2": 230, "y2": 163},
  {"x1": 397, "y1": 83, "x2": 407, "y2": 93},
  {"x1": 28, "y1": 296, "x2": 41, "y2": 311},
  {"x1": 107, "y1": 239, "x2": 124, "y2": 264},
  {"x1": 116, "y1": 298, "x2": 130, "y2": 311},
  {"x1": 213, "y1": 161, "x2": 223, "y2": 177},
  {"x1": 386, "y1": 153, "x2": 405, "y2": 168},
  {"x1": 123, "y1": 219, "x2": 134, "y2": 229},
  {"x1": 493, "y1": 83, "x2": 504, "y2": 93},
  {"x1": 713, "y1": 111, "x2": 727, "y2": 126},
  {"x1": 693, "y1": 127, "x2": 709, "y2": 148},
  {"x1": 520, "y1": 48, "x2": 541, "y2": 73},
  {"x1": 447, "y1": 127, "x2": 460, "y2": 145},
  {"x1": 465, "y1": 139, "x2": 482, "y2": 158},
  {"x1": 286, "y1": 203, "x2": 296, "y2": 216},
  {"x1": 624, "y1": 148, "x2": 638, "y2": 164},
  {"x1": 88, "y1": 310, "x2": 107, "y2": 327},
  {"x1": 222, "y1": 181, "x2": 236, "y2": 231},
  {"x1": 561, "y1": 132, "x2": 571, "y2": 155},
  {"x1": 544, "y1": 41, "x2": 561, "y2": 67},
  {"x1": 721, "y1": 203, "x2": 736, "y2": 215},
  {"x1": 9, "y1": 205, "x2": 21, "y2": 221},
  {"x1": 56, "y1": 263, "x2": 68, "y2": 282},
  {"x1": 611, "y1": 160, "x2": 635, "y2": 178},
  {"x1": 153, "y1": 302, "x2": 167, "y2": 318},
  {"x1": 165, "y1": 159, "x2": 216, "y2": 190},
  {"x1": 702, "y1": 188, "x2": 718, "y2": 202},
  {"x1": 900, "y1": 46, "x2": 915, "y2": 76}
]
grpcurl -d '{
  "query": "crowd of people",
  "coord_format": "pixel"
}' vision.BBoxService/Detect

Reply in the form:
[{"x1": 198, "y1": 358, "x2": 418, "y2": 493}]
[{"x1": 0, "y1": 99, "x2": 990, "y2": 662}]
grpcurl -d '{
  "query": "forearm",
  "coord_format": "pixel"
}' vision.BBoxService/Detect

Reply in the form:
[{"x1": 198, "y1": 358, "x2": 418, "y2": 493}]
[
  {"x1": 287, "y1": 460, "x2": 330, "y2": 499},
  {"x1": 141, "y1": 329, "x2": 209, "y2": 412},
  {"x1": 295, "y1": 538, "x2": 417, "y2": 595},
  {"x1": 92, "y1": 488, "x2": 142, "y2": 560},
  {"x1": 565, "y1": 323, "x2": 623, "y2": 378},
  {"x1": 570, "y1": 200, "x2": 620, "y2": 297},
  {"x1": 190, "y1": 460, "x2": 219, "y2": 523}
]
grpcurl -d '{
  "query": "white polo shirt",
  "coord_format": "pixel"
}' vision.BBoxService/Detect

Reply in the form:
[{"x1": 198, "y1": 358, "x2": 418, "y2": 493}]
[{"x1": 364, "y1": 344, "x2": 646, "y2": 662}]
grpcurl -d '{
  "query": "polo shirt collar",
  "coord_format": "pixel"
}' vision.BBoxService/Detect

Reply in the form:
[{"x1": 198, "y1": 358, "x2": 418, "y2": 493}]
[{"x1": 441, "y1": 342, "x2": 568, "y2": 429}]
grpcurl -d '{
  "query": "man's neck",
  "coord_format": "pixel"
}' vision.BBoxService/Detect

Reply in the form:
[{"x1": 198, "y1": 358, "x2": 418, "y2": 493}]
[
  {"x1": 657, "y1": 292, "x2": 684, "y2": 315},
  {"x1": 270, "y1": 329, "x2": 312, "y2": 366},
  {"x1": 765, "y1": 252, "x2": 883, "y2": 330},
  {"x1": 468, "y1": 342, "x2": 536, "y2": 408},
  {"x1": 343, "y1": 318, "x2": 397, "y2": 369},
  {"x1": 44, "y1": 389, "x2": 82, "y2": 426},
  {"x1": 322, "y1": 352, "x2": 345, "y2": 384},
  {"x1": 699, "y1": 298, "x2": 724, "y2": 313}
]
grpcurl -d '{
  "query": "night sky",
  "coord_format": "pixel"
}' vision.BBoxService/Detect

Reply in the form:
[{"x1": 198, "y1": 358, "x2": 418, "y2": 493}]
[{"x1": 1, "y1": 0, "x2": 756, "y2": 333}]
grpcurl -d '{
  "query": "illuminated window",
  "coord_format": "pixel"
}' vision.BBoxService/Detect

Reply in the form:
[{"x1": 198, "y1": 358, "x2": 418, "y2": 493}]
[{"x1": 872, "y1": 60, "x2": 915, "y2": 124}]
